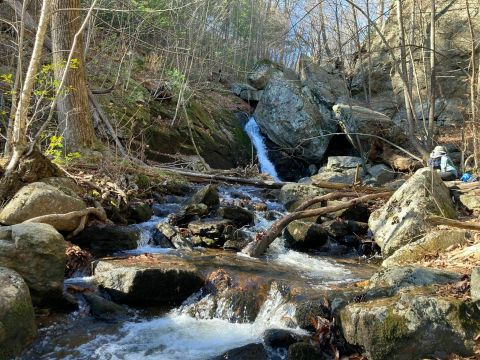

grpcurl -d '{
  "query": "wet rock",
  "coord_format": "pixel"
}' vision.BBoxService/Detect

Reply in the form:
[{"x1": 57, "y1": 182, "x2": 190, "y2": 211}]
[
  {"x1": 156, "y1": 223, "x2": 193, "y2": 250},
  {"x1": 223, "y1": 229, "x2": 253, "y2": 251},
  {"x1": 263, "y1": 329, "x2": 300, "y2": 348},
  {"x1": 0, "y1": 223, "x2": 67, "y2": 305},
  {"x1": 188, "y1": 185, "x2": 220, "y2": 209},
  {"x1": 70, "y1": 224, "x2": 140, "y2": 257},
  {"x1": 367, "y1": 266, "x2": 462, "y2": 293},
  {"x1": 382, "y1": 230, "x2": 472, "y2": 267},
  {"x1": 367, "y1": 164, "x2": 396, "y2": 185},
  {"x1": 287, "y1": 342, "x2": 324, "y2": 360},
  {"x1": 0, "y1": 182, "x2": 87, "y2": 232},
  {"x1": 284, "y1": 220, "x2": 329, "y2": 250},
  {"x1": 83, "y1": 293, "x2": 127, "y2": 321},
  {"x1": 189, "y1": 219, "x2": 233, "y2": 248},
  {"x1": 217, "y1": 206, "x2": 254, "y2": 227},
  {"x1": 152, "y1": 203, "x2": 182, "y2": 217},
  {"x1": 170, "y1": 203, "x2": 209, "y2": 227},
  {"x1": 321, "y1": 219, "x2": 368, "y2": 239},
  {"x1": 212, "y1": 343, "x2": 268, "y2": 360},
  {"x1": 294, "y1": 299, "x2": 330, "y2": 331},
  {"x1": 471, "y1": 268, "x2": 480, "y2": 302},
  {"x1": 340, "y1": 291, "x2": 480, "y2": 360},
  {"x1": 253, "y1": 67, "x2": 337, "y2": 163},
  {"x1": 126, "y1": 202, "x2": 153, "y2": 223},
  {"x1": 333, "y1": 202, "x2": 371, "y2": 223},
  {"x1": 247, "y1": 60, "x2": 283, "y2": 90},
  {"x1": 326, "y1": 156, "x2": 363, "y2": 170},
  {"x1": 93, "y1": 257, "x2": 204, "y2": 306},
  {"x1": 231, "y1": 83, "x2": 264, "y2": 102},
  {"x1": 279, "y1": 184, "x2": 327, "y2": 212},
  {"x1": 369, "y1": 168, "x2": 456, "y2": 258},
  {"x1": 0, "y1": 267, "x2": 37, "y2": 359}
]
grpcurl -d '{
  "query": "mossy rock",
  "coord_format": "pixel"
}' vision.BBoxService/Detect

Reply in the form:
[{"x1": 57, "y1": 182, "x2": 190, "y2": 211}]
[{"x1": 339, "y1": 290, "x2": 480, "y2": 360}]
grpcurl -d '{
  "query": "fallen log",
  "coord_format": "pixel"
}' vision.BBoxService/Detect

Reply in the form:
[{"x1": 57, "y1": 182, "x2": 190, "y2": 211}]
[
  {"x1": 427, "y1": 215, "x2": 480, "y2": 231},
  {"x1": 23, "y1": 207, "x2": 108, "y2": 237},
  {"x1": 311, "y1": 180, "x2": 391, "y2": 194},
  {"x1": 242, "y1": 191, "x2": 392, "y2": 257}
]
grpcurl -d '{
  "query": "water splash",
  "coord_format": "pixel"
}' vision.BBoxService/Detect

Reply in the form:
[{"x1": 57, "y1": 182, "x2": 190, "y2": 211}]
[{"x1": 245, "y1": 117, "x2": 281, "y2": 182}]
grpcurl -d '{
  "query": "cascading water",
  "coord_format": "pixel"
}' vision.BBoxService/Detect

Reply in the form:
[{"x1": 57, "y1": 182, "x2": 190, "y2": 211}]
[
  {"x1": 245, "y1": 117, "x2": 281, "y2": 182},
  {"x1": 25, "y1": 186, "x2": 377, "y2": 360}
]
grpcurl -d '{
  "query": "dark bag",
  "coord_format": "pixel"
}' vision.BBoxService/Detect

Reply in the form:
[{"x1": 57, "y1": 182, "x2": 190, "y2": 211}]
[{"x1": 428, "y1": 157, "x2": 441, "y2": 170}]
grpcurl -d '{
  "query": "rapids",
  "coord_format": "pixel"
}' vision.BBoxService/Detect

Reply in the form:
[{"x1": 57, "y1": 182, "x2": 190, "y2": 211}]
[{"x1": 23, "y1": 185, "x2": 377, "y2": 360}]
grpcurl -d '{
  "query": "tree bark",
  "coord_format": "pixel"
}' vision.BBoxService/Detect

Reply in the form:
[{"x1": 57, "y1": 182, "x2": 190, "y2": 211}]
[
  {"x1": 6, "y1": 0, "x2": 52, "y2": 173},
  {"x1": 51, "y1": 0, "x2": 98, "y2": 151},
  {"x1": 427, "y1": 0, "x2": 436, "y2": 146}
]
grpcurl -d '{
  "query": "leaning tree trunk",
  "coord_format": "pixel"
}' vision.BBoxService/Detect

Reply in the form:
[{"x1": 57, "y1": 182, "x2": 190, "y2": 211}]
[{"x1": 51, "y1": 0, "x2": 97, "y2": 151}]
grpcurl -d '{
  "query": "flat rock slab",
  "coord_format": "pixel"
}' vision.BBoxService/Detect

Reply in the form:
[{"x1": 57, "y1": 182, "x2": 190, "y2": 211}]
[{"x1": 93, "y1": 255, "x2": 204, "y2": 306}]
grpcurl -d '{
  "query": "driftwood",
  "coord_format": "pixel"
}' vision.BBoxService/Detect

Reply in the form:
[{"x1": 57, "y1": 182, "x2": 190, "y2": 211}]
[
  {"x1": 312, "y1": 179, "x2": 391, "y2": 193},
  {"x1": 242, "y1": 191, "x2": 392, "y2": 257},
  {"x1": 24, "y1": 207, "x2": 108, "y2": 237},
  {"x1": 426, "y1": 215, "x2": 480, "y2": 231},
  {"x1": 152, "y1": 166, "x2": 291, "y2": 189}
]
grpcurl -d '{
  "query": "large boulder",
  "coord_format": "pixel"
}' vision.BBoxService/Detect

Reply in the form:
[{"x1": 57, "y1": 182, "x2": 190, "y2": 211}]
[
  {"x1": 284, "y1": 220, "x2": 329, "y2": 250},
  {"x1": 0, "y1": 182, "x2": 87, "y2": 232},
  {"x1": 231, "y1": 83, "x2": 264, "y2": 102},
  {"x1": 188, "y1": 184, "x2": 220, "y2": 209},
  {"x1": 70, "y1": 224, "x2": 140, "y2": 256},
  {"x1": 0, "y1": 267, "x2": 37, "y2": 360},
  {"x1": 93, "y1": 256, "x2": 204, "y2": 306},
  {"x1": 369, "y1": 168, "x2": 456, "y2": 258},
  {"x1": 247, "y1": 60, "x2": 283, "y2": 90},
  {"x1": 0, "y1": 223, "x2": 67, "y2": 305},
  {"x1": 340, "y1": 292, "x2": 480, "y2": 360},
  {"x1": 297, "y1": 55, "x2": 348, "y2": 105},
  {"x1": 217, "y1": 206, "x2": 254, "y2": 227},
  {"x1": 254, "y1": 70, "x2": 337, "y2": 163},
  {"x1": 333, "y1": 104, "x2": 407, "y2": 155}
]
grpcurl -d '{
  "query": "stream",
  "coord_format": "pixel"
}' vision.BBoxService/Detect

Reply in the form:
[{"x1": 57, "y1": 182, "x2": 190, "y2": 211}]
[{"x1": 23, "y1": 185, "x2": 377, "y2": 360}]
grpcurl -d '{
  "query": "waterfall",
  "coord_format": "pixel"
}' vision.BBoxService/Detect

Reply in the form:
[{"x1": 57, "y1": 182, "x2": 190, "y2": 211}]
[{"x1": 245, "y1": 117, "x2": 281, "y2": 182}]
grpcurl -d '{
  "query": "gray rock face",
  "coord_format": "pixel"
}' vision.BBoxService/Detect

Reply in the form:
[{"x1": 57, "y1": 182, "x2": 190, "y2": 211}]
[
  {"x1": 326, "y1": 156, "x2": 363, "y2": 170},
  {"x1": 71, "y1": 224, "x2": 140, "y2": 256},
  {"x1": 284, "y1": 220, "x2": 329, "y2": 250},
  {"x1": 369, "y1": 168, "x2": 456, "y2": 258},
  {"x1": 459, "y1": 193, "x2": 480, "y2": 213},
  {"x1": 189, "y1": 219, "x2": 233, "y2": 247},
  {"x1": 340, "y1": 292, "x2": 480, "y2": 360},
  {"x1": 0, "y1": 223, "x2": 67, "y2": 305},
  {"x1": 368, "y1": 164, "x2": 396, "y2": 185},
  {"x1": 0, "y1": 182, "x2": 87, "y2": 232},
  {"x1": 471, "y1": 267, "x2": 480, "y2": 302},
  {"x1": 231, "y1": 83, "x2": 264, "y2": 102},
  {"x1": 367, "y1": 266, "x2": 461, "y2": 292},
  {"x1": 188, "y1": 184, "x2": 220, "y2": 209},
  {"x1": 217, "y1": 206, "x2": 254, "y2": 227},
  {"x1": 313, "y1": 168, "x2": 360, "y2": 185},
  {"x1": 279, "y1": 184, "x2": 327, "y2": 212},
  {"x1": 0, "y1": 267, "x2": 37, "y2": 359},
  {"x1": 247, "y1": 60, "x2": 283, "y2": 90},
  {"x1": 297, "y1": 55, "x2": 347, "y2": 105},
  {"x1": 333, "y1": 104, "x2": 407, "y2": 153},
  {"x1": 254, "y1": 71, "x2": 337, "y2": 162},
  {"x1": 382, "y1": 230, "x2": 472, "y2": 268},
  {"x1": 156, "y1": 223, "x2": 193, "y2": 250},
  {"x1": 93, "y1": 257, "x2": 204, "y2": 305}
]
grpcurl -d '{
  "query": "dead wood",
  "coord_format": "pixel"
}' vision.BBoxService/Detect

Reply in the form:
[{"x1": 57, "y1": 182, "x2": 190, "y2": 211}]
[{"x1": 427, "y1": 215, "x2": 480, "y2": 231}]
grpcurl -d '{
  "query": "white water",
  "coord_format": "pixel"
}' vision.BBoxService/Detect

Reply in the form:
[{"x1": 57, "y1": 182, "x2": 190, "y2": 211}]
[{"x1": 245, "y1": 117, "x2": 281, "y2": 182}]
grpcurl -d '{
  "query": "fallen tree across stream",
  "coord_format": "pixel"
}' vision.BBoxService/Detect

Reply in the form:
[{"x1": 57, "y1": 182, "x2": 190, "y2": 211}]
[{"x1": 242, "y1": 191, "x2": 392, "y2": 257}]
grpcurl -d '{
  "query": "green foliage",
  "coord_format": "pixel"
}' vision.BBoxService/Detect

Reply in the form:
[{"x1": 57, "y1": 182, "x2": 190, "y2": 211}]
[
  {"x1": 166, "y1": 68, "x2": 186, "y2": 91},
  {"x1": 44, "y1": 135, "x2": 81, "y2": 165}
]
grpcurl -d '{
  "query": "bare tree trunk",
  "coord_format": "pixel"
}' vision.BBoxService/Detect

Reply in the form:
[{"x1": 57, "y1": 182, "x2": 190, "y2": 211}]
[
  {"x1": 427, "y1": 0, "x2": 436, "y2": 146},
  {"x1": 52, "y1": 0, "x2": 98, "y2": 152},
  {"x1": 6, "y1": 0, "x2": 52, "y2": 173}
]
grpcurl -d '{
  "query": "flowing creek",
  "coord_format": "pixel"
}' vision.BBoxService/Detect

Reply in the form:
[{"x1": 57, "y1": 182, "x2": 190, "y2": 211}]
[{"x1": 23, "y1": 185, "x2": 378, "y2": 360}]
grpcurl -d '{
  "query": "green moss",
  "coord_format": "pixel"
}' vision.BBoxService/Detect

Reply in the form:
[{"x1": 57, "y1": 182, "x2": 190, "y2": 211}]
[{"x1": 136, "y1": 174, "x2": 151, "y2": 189}]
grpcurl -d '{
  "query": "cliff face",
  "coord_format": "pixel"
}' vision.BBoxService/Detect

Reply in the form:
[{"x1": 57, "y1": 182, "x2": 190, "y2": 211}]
[{"x1": 351, "y1": 0, "x2": 480, "y2": 124}]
